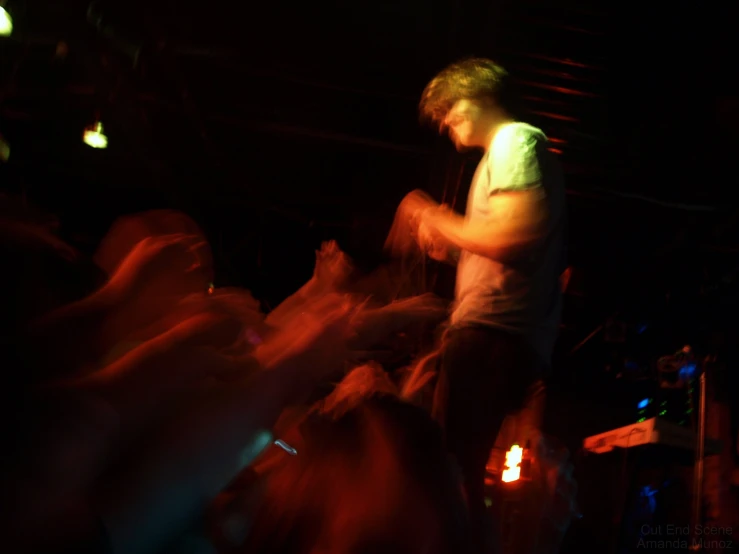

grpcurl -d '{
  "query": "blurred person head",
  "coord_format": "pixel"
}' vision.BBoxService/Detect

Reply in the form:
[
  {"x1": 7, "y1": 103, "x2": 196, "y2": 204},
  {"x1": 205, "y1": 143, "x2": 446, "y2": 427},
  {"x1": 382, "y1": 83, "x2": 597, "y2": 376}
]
[
  {"x1": 419, "y1": 58, "x2": 516, "y2": 151},
  {"x1": 215, "y1": 367, "x2": 469, "y2": 554},
  {"x1": 95, "y1": 209, "x2": 212, "y2": 280},
  {"x1": 94, "y1": 211, "x2": 215, "y2": 340}
]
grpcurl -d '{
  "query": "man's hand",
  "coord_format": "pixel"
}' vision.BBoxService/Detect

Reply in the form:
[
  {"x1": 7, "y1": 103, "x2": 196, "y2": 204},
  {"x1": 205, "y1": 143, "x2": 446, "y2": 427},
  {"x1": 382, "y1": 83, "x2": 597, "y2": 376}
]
[
  {"x1": 413, "y1": 204, "x2": 454, "y2": 261},
  {"x1": 417, "y1": 220, "x2": 448, "y2": 260},
  {"x1": 109, "y1": 233, "x2": 212, "y2": 299},
  {"x1": 255, "y1": 293, "x2": 365, "y2": 385},
  {"x1": 100, "y1": 234, "x2": 215, "y2": 339}
]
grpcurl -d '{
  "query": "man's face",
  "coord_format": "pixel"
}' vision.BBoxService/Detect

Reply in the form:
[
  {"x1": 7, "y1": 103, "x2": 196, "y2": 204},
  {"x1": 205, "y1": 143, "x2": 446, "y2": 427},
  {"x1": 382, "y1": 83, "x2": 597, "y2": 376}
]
[{"x1": 443, "y1": 98, "x2": 484, "y2": 150}]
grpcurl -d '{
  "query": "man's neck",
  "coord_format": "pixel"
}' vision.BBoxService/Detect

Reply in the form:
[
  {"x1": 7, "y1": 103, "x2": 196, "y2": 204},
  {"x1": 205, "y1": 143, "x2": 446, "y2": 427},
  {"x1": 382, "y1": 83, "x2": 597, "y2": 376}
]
[{"x1": 481, "y1": 113, "x2": 515, "y2": 152}]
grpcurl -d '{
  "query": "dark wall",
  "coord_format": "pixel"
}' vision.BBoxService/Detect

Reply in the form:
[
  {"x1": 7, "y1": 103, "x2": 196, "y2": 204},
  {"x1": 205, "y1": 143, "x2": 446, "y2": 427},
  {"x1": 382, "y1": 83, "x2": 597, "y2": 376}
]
[{"x1": 1, "y1": 0, "x2": 735, "y2": 312}]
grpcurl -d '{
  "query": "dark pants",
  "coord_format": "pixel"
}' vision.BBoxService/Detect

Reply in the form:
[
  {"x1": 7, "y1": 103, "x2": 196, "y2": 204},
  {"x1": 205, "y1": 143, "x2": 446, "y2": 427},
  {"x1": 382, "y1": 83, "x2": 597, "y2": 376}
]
[{"x1": 433, "y1": 326, "x2": 541, "y2": 553}]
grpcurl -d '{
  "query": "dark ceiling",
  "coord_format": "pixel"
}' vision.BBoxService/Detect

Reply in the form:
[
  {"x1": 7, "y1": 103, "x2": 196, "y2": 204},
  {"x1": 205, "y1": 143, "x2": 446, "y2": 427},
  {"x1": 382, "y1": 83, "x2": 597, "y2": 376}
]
[{"x1": 1, "y1": 0, "x2": 737, "y2": 346}]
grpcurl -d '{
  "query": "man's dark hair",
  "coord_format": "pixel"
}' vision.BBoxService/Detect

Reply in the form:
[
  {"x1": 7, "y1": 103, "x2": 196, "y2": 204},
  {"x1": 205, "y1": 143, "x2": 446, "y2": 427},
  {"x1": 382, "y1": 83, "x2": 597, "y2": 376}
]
[{"x1": 419, "y1": 58, "x2": 514, "y2": 128}]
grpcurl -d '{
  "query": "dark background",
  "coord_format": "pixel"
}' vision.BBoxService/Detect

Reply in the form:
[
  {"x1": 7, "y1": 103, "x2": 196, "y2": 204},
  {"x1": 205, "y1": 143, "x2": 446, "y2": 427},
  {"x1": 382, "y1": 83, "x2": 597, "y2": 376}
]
[
  {"x1": 2, "y1": 1, "x2": 739, "y2": 546},
  {"x1": 0, "y1": 0, "x2": 737, "y2": 379}
]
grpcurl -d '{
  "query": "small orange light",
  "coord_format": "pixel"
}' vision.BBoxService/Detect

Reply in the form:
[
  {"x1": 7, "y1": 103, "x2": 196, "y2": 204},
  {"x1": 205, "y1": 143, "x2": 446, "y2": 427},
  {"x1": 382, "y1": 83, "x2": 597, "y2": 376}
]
[
  {"x1": 501, "y1": 445, "x2": 523, "y2": 483},
  {"x1": 207, "y1": 283, "x2": 214, "y2": 295}
]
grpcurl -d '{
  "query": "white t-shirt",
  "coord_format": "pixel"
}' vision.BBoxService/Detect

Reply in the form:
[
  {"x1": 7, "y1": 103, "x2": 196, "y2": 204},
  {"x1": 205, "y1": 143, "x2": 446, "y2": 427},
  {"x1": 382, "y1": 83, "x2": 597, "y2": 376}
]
[{"x1": 450, "y1": 122, "x2": 567, "y2": 366}]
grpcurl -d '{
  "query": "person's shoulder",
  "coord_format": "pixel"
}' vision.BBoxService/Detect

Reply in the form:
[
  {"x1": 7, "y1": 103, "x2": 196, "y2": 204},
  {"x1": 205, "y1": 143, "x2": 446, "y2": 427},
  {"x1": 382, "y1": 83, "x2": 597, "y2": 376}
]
[
  {"x1": 487, "y1": 123, "x2": 556, "y2": 193},
  {"x1": 490, "y1": 123, "x2": 547, "y2": 164},
  {"x1": 497, "y1": 122, "x2": 547, "y2": 147}
]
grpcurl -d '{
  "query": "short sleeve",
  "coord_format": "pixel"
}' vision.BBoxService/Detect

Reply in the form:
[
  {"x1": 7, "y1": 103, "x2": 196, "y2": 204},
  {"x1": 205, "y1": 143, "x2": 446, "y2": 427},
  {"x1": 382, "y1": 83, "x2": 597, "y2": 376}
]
[{"x1": 487, "y1": 124, "x2": 546, "y2": 194}]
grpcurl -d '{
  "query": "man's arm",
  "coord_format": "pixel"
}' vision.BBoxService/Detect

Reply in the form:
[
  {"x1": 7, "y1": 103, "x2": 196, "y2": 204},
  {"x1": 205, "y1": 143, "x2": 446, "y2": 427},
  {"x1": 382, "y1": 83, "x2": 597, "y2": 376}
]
[
  {"x1": 421, "y1": 188, "x2": 548, "y2": 261},
  {"x1": 421, "y1": 125, "x2": 551, "y2": 261}
]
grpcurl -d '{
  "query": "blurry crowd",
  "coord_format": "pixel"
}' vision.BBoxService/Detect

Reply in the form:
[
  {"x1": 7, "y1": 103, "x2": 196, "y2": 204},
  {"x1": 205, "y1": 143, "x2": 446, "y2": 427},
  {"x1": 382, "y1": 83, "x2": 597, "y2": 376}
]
[{"x1": 0, "y1": 196, "x2": 575, "y2": 554}]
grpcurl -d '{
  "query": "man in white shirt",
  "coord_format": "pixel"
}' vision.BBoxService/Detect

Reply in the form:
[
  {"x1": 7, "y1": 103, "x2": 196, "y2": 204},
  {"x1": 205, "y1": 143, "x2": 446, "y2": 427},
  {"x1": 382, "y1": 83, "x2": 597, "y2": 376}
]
[{"x1": 410, "y1": 58, "x2": 567, "y2": 552}]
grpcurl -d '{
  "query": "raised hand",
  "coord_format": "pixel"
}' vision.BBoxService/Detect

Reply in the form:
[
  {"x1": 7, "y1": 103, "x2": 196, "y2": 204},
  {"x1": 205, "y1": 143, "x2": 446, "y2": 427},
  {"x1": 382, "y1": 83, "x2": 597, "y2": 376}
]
[
  {"x1": 416, "y1": 220, "x2": 448, "y2": 260},
  {"x1": 109, "y1": 233, "x2": 211, "y2": 297},
  {"x1": 348, "y1": 293, "x2": 448, "y2": 351},
  {"x1": 403, "y1": 189, "x2": 439, "y2": 223},
  {"x1": 384, "y1": 189, "x2": 438, "y2": 257},
  {"x1": 312, "y1": 240, "x2": 354, "y2": 293},
  {"x1": 100, "y1": 234, "x2": 214, "y2": 339},
  {"x1": 95, "y1": 210, "x2": 209, "y2": 276},
  {"x1": 412, "y1": 203, "x2": 457, "y2": 262},
  {"x1": 255, "y1": 293, "x2": 366, "y2": 390}
]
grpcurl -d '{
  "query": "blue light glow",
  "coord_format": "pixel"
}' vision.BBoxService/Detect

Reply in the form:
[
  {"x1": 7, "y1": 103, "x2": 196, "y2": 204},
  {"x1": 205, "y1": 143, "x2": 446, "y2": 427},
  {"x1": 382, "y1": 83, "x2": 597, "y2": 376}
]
[{"x1": 679, "y1": 363, "x2": 697, "y2": 381}]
